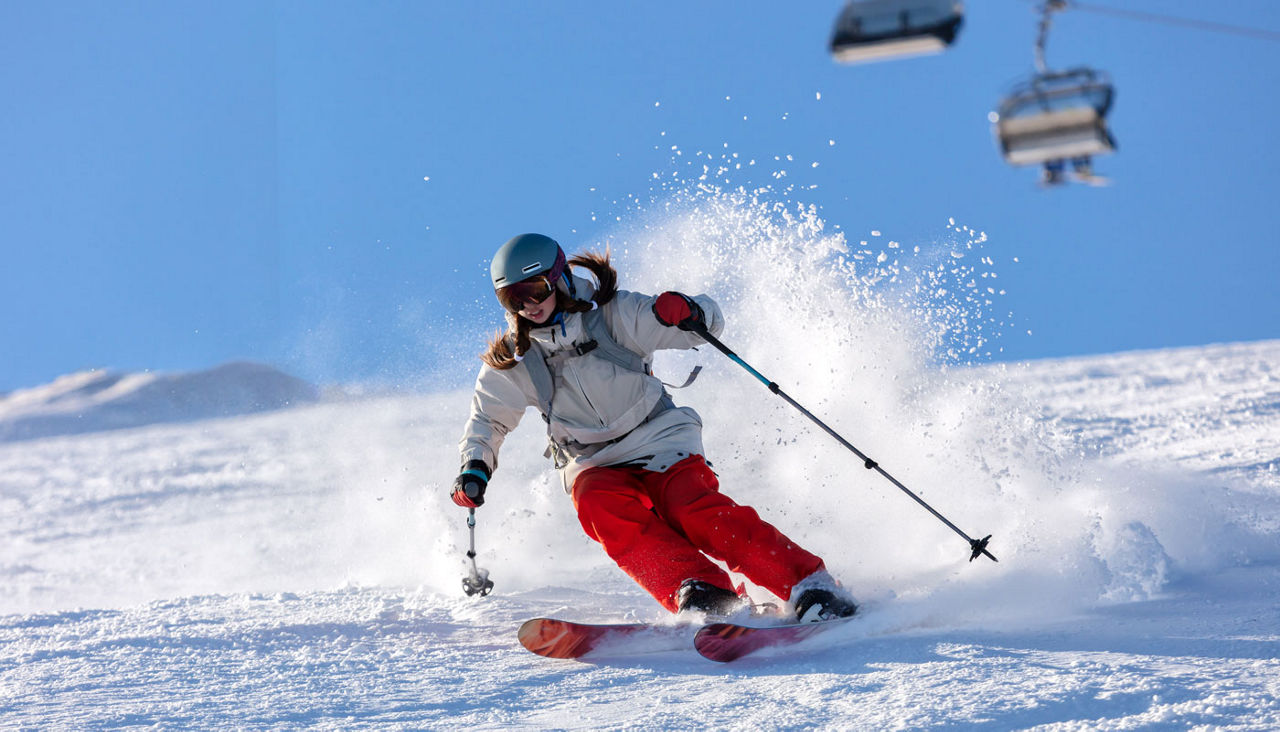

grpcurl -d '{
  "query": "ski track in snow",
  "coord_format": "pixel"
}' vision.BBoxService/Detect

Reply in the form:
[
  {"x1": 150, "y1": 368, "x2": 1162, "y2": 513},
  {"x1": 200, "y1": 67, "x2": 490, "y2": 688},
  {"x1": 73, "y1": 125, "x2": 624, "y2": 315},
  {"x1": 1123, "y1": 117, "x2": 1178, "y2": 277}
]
[{"x1": 3, "y1": 338, "x2": 1279, "y2": 729}]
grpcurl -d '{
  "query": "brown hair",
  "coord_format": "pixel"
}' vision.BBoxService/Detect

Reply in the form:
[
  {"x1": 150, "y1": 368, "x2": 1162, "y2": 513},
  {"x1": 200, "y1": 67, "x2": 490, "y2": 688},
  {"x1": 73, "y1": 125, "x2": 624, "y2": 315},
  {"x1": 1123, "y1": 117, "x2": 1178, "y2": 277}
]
[{"x1": 481, "y1": 251, "x2": 618, "y2": 370}]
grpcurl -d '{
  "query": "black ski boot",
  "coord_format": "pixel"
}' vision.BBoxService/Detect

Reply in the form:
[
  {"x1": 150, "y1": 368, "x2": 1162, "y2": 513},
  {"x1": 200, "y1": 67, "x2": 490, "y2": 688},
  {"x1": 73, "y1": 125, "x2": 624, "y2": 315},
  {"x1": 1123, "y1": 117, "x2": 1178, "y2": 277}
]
[
  {"x1": 793, "y1": 588, "x2": 858, "y2": 623},
  {"x1": 675, "y1": 579, "x2": 746, "y2": 618},
  {"x1": 790, "y1": 570, "x2": 858, "y2": 623}
]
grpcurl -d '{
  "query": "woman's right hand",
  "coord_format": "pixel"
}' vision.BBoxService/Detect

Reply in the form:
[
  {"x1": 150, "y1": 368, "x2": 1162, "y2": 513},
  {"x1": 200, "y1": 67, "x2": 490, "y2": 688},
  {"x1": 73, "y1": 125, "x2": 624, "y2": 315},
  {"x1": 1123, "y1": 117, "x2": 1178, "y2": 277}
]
[{"x1": 451, "y1": 460, "x2": 491, "y2": 508}]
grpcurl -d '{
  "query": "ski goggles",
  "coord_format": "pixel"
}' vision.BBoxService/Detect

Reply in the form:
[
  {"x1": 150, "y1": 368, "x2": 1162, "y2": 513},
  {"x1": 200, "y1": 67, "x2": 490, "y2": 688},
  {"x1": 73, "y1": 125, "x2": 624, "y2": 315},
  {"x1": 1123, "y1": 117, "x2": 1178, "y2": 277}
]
[{"x1": 496, "y1": 275, "x2": 556, "y2": 313}]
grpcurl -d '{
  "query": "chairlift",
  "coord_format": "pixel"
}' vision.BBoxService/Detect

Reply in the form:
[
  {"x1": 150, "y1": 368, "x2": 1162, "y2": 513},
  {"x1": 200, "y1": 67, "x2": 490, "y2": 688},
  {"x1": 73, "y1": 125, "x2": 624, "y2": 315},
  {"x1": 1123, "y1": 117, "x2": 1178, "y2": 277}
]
[
  {"x1": 991, "y1": 67, "x2": 1117, "y2": 184},
  {"x1": 829, "y1": 0, "x2": 964, "y2": 64},
  {"x1": 992, "y1": 1, "x2": 1118, "y2": 186}
]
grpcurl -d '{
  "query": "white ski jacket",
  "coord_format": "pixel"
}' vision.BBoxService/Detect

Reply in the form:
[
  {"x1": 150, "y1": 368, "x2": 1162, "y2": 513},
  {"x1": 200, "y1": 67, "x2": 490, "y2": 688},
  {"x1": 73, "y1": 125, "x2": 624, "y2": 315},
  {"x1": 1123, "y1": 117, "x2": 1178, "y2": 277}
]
[{"x1": 459, "y1": 275, "x2": 724, "y2": 491}]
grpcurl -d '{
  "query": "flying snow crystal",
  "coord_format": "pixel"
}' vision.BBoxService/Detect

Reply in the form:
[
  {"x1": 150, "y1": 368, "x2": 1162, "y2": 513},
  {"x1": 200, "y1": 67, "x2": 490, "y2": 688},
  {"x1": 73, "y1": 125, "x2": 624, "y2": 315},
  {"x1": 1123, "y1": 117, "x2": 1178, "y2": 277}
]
[
  {"x1": 829, "y1": 139, "x2": 836, "y2": 146},
  {"x1": 871, "y1": 230, "x2": 881, "y2": 237},
  {"x1": 816, "y1": 92, "x2": 822, "y2": 100},
  {"x1": 423, "y1": 176, "x2": 430, "y2": 182}
]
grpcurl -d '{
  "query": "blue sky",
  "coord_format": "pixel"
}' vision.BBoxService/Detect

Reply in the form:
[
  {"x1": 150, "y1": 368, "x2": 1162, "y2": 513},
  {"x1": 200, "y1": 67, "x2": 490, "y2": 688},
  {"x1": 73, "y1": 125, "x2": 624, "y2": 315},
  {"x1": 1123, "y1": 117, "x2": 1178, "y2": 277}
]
[{"x1": 3, "y1": 1, "x2": 1278, "y2": 392}]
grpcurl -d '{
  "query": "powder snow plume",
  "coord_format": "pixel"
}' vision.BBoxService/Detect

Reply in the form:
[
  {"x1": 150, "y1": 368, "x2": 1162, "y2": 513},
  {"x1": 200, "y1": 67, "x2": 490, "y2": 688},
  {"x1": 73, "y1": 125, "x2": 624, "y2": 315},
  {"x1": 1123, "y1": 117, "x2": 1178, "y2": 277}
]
[
  {"x1": 473, "y1": 179, "x2": 1280, "y2": 634},
  {"x1": 5, "y1": 181, "x2": 1276, "y2": 642}
]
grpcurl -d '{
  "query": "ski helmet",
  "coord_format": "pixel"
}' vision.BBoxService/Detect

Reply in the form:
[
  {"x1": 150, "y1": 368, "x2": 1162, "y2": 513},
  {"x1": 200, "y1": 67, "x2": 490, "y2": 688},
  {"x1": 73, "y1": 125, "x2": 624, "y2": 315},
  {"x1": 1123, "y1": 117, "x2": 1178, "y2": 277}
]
[{"x1": 490, "y1": 233, "x2": 567, "y2": 290}]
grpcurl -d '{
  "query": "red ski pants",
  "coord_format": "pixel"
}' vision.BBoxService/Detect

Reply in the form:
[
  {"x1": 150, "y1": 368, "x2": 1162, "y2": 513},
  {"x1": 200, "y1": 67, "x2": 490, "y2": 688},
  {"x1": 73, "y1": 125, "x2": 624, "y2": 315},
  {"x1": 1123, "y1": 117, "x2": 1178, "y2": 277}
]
[{"x1": 571, "y1": 455, "x2": 824, "y2": 612}]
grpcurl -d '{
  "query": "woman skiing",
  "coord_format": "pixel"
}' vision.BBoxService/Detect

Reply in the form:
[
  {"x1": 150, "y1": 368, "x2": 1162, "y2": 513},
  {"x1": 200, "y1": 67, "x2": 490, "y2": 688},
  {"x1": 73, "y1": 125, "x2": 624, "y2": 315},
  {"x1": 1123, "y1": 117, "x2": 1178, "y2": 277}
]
[{"x1": 452, "y1": 233, "x2": 857, "y2": 622}]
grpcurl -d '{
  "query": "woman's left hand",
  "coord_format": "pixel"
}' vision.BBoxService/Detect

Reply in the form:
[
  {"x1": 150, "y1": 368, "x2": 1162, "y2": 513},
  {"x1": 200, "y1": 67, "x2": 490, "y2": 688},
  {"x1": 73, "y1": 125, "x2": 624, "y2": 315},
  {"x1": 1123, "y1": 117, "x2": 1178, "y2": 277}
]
[{"x1": 652, "y1": 292, "x2": 705, "y2": 331}]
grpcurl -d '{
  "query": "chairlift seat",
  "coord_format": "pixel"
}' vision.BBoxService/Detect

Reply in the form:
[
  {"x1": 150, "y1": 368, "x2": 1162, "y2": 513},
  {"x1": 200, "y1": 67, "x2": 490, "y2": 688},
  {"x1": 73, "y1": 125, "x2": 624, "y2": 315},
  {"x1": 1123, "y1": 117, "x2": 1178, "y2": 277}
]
[
  {"x1": 831, "y1": 0, "x2": 964, "y2": 64},
  {"x1": 993, "y1": 68, "x2": 1117, "y2": 167},
  {"x1": 998, "y1": 107, "x2": 1115, "y2": 166}
]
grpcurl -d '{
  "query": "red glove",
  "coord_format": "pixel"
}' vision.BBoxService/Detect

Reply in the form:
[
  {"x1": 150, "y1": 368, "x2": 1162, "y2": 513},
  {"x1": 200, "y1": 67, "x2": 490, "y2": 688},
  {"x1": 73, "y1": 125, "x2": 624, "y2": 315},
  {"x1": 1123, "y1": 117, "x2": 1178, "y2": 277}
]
[{"x1": 653, "y1": 292, "x2": 705, "y2": 331}]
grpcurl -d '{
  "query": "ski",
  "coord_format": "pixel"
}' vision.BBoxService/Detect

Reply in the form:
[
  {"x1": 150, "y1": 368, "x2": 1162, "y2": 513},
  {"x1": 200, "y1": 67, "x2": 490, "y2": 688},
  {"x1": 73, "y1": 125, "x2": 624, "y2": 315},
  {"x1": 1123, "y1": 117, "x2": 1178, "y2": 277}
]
[
  {"x1": 517, "y1": 617, "x2": 696, "y2": 660},
  {"x1": 693, "y1": 617, "x2": 855, "y2": 662}
]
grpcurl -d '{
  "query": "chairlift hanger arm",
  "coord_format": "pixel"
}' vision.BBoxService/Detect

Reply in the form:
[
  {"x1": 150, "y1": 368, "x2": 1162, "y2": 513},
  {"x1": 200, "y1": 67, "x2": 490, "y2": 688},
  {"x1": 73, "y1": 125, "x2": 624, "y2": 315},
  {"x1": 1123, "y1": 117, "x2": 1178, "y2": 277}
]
[{"x1": 1033, "y1": 0, "x2": 1068, "y2": 73}]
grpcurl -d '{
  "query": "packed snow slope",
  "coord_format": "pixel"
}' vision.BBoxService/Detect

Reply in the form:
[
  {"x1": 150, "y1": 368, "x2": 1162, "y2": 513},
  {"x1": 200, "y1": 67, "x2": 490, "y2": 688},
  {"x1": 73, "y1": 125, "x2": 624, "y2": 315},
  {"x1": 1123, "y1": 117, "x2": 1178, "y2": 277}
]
[{"x1": 3, "y1": 193, "x2": 1279, "y2": 729}]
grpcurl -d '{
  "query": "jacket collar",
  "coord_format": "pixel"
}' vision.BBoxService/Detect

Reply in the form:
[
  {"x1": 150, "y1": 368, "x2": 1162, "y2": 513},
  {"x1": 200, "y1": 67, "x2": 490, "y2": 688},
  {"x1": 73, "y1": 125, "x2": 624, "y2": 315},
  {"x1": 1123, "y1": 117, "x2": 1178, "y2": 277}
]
[{"x1": 528, "y1": 273, "x2": 596, "y2": 352}]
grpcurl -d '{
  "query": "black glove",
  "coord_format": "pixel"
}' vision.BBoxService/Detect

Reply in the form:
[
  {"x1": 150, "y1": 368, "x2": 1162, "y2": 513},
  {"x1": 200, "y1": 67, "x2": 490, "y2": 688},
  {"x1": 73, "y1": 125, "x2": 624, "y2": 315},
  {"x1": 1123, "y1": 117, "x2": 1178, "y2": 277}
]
[
  {"x1": 652, "y1": 291, "x2": 706, "y2": 332},
  {"x1": 451, "y1": 460, "x2": 491, "y2": 508}
]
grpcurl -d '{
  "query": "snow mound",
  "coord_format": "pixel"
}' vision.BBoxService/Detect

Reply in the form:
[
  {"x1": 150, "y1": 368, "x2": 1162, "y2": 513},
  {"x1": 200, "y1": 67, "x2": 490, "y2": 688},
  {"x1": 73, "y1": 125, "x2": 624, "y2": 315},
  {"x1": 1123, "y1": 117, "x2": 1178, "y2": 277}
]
[{"x1": 0, "y1": 362, "x2": 320, "y2": 442}]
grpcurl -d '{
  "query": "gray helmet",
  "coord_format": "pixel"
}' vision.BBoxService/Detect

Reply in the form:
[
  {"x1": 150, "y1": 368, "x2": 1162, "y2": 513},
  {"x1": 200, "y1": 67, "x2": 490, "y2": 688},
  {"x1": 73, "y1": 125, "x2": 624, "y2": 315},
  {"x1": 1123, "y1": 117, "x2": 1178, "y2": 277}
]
[{"x1": 490, "y1": 233, "x2": 567, "y2": 290}]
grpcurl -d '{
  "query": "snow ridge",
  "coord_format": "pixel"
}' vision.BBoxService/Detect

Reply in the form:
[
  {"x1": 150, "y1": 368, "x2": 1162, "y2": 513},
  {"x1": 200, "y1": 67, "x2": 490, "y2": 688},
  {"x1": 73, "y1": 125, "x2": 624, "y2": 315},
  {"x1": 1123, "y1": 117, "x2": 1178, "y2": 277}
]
[{"x1": 0, "y1": 362, "x2": 320, "y2": 443}]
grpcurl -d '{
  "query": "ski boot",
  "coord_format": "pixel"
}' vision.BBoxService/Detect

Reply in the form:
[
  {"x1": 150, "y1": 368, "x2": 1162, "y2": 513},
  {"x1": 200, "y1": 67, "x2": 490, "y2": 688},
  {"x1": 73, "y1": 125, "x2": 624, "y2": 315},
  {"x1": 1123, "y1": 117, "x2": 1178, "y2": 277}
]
[
  {"x1": 675, "y1": 579, "x2": 748, "y2": 619},
  {"x1": 789, "y1": 570, "x2": 858, "y2": 623}
]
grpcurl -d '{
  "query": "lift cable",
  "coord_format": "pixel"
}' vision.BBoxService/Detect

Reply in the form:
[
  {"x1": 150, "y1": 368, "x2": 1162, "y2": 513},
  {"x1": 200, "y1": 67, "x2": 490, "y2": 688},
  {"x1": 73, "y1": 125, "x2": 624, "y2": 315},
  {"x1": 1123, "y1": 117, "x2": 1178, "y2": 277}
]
[{"x1": 1026, "y1": 1, "x2": 1280, "y2": 43}]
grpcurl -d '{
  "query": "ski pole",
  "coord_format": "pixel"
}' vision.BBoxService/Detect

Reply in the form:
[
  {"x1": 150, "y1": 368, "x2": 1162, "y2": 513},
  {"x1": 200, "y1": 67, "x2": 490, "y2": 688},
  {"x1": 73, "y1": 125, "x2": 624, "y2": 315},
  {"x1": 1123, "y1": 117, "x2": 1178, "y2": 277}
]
[
  {"x1": 691, "y1": 323, "x2": 997, "y2": 563},
  {"x1": 461, "y1": 508, "x2": 494, "y2": 596}
]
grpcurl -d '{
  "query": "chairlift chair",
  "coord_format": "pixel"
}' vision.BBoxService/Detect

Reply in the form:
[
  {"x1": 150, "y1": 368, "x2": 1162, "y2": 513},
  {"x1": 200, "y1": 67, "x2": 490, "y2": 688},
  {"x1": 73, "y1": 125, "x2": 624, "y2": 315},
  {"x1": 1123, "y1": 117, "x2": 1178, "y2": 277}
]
[
  {"x1": 830, "y1": 0, "x2": 964, "y2": 64},
  {"x1": 992, "y1": 67, "x2": 1117, "y2": 178}
]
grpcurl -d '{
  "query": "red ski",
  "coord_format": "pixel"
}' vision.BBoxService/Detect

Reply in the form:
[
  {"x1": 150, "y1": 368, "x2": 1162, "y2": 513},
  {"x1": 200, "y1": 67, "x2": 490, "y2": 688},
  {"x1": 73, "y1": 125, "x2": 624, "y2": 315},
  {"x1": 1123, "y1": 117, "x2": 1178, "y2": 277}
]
[
  {"x1": 517, "y1": 617, "x2": 695, "y2": 660},
  {"x1": 694, "y1": 617, "x2": 855, "y2": 662}
]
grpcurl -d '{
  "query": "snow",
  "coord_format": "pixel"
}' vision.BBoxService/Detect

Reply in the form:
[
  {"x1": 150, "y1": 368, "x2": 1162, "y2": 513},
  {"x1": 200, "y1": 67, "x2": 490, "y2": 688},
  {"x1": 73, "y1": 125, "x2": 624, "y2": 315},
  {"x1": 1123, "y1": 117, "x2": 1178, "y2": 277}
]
[
  {"x1": 4, "y1": 343, "x2": 1278, "y2": 729},
  {"x1": 3, "y1": 196, "x2": 1280, "y2": 727}
]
